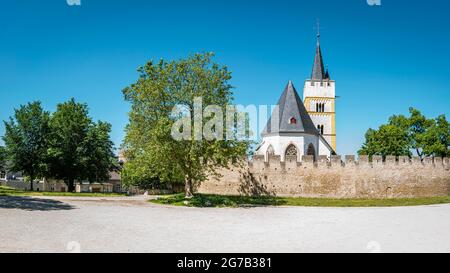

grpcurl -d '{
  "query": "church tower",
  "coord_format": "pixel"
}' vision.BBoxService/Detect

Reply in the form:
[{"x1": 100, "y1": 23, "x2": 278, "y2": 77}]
[{"x1": 303, "y1": 28, "x2": 337, "y2": 151}]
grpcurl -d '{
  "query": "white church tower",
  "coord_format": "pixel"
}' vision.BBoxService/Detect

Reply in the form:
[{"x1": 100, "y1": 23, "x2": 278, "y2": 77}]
[
  {"x1": 303, "y1": 26, "x2": 337, "y2": 151},
  {"x1": 256, "y1": 25, "x2": 336, "y2": 161}
]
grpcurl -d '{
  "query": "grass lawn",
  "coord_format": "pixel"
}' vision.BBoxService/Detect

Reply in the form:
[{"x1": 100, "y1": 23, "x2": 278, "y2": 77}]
[
  {"x1": 151, "y1": 193, "x2": 450, "y2": 208},
  {"x1": 0, "y1": 186, "x2": 125, "y2": 197}
]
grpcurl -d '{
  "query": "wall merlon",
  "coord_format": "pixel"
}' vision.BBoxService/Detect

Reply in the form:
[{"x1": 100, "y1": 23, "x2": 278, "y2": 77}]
[
  {"x1": 359, "y1": 155, "x2": 369, "y2": 164},
  {"x1": 318, "y1": 155, "x2": 329, "y2": 166},
  {"x1": 434, "y1": 157, "x2": 443, "y2": 166},
  {"x1": 268, "y1": 155, "x2": 282, "y2": 171},
  {"x1": 412, "y1": 156, "x2": 422, "y2": 165},
  {"x1": 385, "y1": 156, "x2": 396, "y2": 165},
  {"x1": 398, "y1": 156, "x2": 410, "y2": 164},
  {"x1": 445, "y1": 158, "x2": 450, "y2": 170},
  {"x1": 250, "y1": 155, "x2": 266, "y2": 171},
  {"x1": 372, "y1": 155, "x2": 383, "y2": 165},
  {"x1": 284, "y1": 156, "x2": 299, "y2": 170},
  {"x1": 423, "y1": 157, "x2": 433, "y2": 165},
  {"x1": 345, "y1": 155, "x2": 356, "y2": 165},
  {"x1": 302, "y1": 155, "x2": 314, "y2": 164},
  {"x1": 331, "y1": 155, "x2": 342, "y2": 166},
  {"x1": 252, "y1": 155, "x2": 265, "y2": 162}
]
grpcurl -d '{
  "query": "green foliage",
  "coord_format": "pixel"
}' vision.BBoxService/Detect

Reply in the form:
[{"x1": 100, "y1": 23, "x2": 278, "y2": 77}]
[
  {"x1": 359, "y1": 125, "x2": 410, "y2": 157},
  {"x1": 47, "y1": 99, "x2": 115, "y2": 191},
  {"x1": 152, "y1": 193, "x2": 450, "y2": 208},
  {"x1": 0, "y1": 146, "x2": 6, "y2": 172},
  {"x1": 83, "y1": 121, "x2": 116, "y2": 183},
  {"x1": 359, "y1": 108, "x2": 450, "y2": 158},
  {"x1": 418, "y1": 115, "x2": 450, "y2": 157},
  {"x1": 122, "y1": 53, "x2": 251, "y2": 197},
  {"x1": 2, "y1": 102, "x2": 50, "y2": 190},
  {"x1": 1, "y1": 99, "x2": 115, "y2": 192}
]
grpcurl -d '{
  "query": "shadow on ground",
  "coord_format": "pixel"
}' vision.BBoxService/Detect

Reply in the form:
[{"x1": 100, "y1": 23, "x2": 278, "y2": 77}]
[{"x1": 0, "y1": 196, "x2": 75, "y2": 211}]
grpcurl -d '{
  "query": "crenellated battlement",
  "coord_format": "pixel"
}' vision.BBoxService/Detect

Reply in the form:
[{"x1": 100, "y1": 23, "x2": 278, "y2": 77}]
[
  {"x1": 201, "y1": 155, "x2": 450, "y2": 199},
  {"x1": 248, "y1": 155, "x2": 450, "y2": 171}
]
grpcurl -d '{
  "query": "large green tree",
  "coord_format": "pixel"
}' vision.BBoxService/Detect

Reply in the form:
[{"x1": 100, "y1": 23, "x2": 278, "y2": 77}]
[
  {"x1": 82, "y1": 121, "x2": 116, "y2": 183},
  {"x1": 47, "y1": 99, "x2": 115, "y2": 191},
  {"x1": 122, "y1": 53, "x2": 251, "y2": 198},
  {"x1": 389, "y1": 108, "x2": 434, "y2": 157},
  {"x1": 2, "y1": 102, "x2": 50, "y2": 190},
  {"x1": 359, "y1": 108, "x2": 449, "y2": 158},
  {"x1": 358, "y1": 124, "x2": 411, "y2": 158},
  {"x1": 418, "y1": 115, "x2": 450, "y2": 157}
]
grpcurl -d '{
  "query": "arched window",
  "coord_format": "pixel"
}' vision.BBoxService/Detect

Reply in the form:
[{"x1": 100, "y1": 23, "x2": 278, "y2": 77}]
[
  {"x1": 307, "y1": 143, "x2": 316, "y2": 161},
  {"x1": 322, "y1": 103, "x2": 326, "y2": 112},
  {"x1": 316, "y1": 103, "x2": 319, "y2": 112},
  {"x1": 289, "y1": 117, "x2": 297, "y2": 125},
  {"x1": 285, "y1": 144, "x2": 298, "y2": 158},
  {"x1": 266, "y1": 145, "x2": 275, "y2": 157}
]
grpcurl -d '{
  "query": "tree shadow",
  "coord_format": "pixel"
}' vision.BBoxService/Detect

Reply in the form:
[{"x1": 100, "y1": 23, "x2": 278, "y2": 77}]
[
  {"x1": 0, "y1": 196, "x2": 75, "y2": 211},
  {"x1": 238, "y1": 170, "x2": 277, "y2": 197}
]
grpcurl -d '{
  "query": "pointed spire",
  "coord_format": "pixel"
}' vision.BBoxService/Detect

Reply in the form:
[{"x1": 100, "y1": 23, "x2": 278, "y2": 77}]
[
  {"x1": 325, "y1": 64, "x2": 330, "y2": 79},
  {"x1": 311, "y1": 20, "x2": 326, "y2": 81}
]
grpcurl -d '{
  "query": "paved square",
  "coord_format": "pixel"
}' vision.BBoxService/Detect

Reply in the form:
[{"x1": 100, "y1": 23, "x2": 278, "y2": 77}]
[{"x1": 0, "y1": 196, "x2": 449, "y2": 253}]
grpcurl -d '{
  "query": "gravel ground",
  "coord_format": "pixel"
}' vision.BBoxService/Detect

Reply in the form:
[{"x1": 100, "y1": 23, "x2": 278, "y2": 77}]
[{"x1": 0, "y1": 195, "x2": 449, "y2": 253}]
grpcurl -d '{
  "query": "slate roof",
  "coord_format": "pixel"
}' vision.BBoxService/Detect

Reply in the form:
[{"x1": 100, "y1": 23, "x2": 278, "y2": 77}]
[
  {"x1": 311, "y1": 39, "x2": 326, "y2": 80},
  {"x1": 262, "y1": 81, "x2": 320, "y2": 136}
]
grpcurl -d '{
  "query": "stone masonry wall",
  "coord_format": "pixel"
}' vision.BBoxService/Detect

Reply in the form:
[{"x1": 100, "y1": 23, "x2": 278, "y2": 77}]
[{"x1": 199, "y1": 155, "x2": 450, "y2": 199}]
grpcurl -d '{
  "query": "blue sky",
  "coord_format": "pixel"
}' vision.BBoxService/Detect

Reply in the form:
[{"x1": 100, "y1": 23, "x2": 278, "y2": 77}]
[{"x1": 1, "y1": 0, "x2": 449, "y2": 155}]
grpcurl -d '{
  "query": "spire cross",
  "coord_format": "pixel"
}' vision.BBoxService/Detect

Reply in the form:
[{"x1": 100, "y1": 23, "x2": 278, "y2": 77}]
[
  {"x1": 315, "y1": 19, "x2": 323, "y2": 45},
  {"x1": 316, "y1": 19, "x2": 321, "y2": 38}
]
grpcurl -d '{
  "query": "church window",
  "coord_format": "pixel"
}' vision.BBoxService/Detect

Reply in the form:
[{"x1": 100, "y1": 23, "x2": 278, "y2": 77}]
[
  {"x1": 316, "y1": 103, "x2": 325, "y2": 113},
  {"x1": 307, "y1": 143, "x2": 316, "y2": 161},
  {"x1": 318, "y1": 125, "x2": 324, "y2": 135},
  {"x1": 289, "y1": 117, "x2": 297, "y2": 125},
  {"x1": 266, "y1": 145, "x2": 275, "y2": 157},
  {"x1": 285, "y1": 144, "x2": 298, "y2": 157}
]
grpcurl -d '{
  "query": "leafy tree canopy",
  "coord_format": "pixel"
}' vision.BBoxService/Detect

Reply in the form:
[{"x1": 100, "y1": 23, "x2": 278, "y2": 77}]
[
  {"x1": 2, "y1": 102, "x2": 50, "y2": 190},
  {"x1": 47, "y1": 98, "x2": 115, "y2": 191},
  {"x1": 0, "y1": 145, "x2": 7, "y2": 172},
  {"x1": 122, "y1": 53, "x2": 251, "y2": 197},
  {"x1": 359, "y1": 108, "x2": 449, "y2": 158}
]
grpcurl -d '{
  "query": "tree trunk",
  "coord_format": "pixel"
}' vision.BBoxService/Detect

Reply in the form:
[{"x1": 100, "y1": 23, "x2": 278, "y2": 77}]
[
  {"x1": 68, "y1": 177, "x2": 75, "y2": 192},
  {"x1": 29, "y1": 176, "x2": 34, "y2": 191},
  {"x1": 185, "y1": 178, "x2": 194, "y2": 199}
]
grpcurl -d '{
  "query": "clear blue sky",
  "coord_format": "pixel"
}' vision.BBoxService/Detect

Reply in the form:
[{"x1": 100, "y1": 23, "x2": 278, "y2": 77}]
[{"x1": 1, "y1": 0, "x2": 449, "y2": 155}]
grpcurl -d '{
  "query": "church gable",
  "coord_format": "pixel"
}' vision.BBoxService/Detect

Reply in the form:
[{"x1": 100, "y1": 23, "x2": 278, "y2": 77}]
[{"x1": 262, "y1": 81, "x2": 319, "y2": 136}]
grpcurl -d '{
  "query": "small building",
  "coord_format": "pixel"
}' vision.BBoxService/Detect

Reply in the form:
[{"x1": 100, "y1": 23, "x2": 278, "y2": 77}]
[{"x1": 76, "y1": 182, "x2": 113, "y2": 193}]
